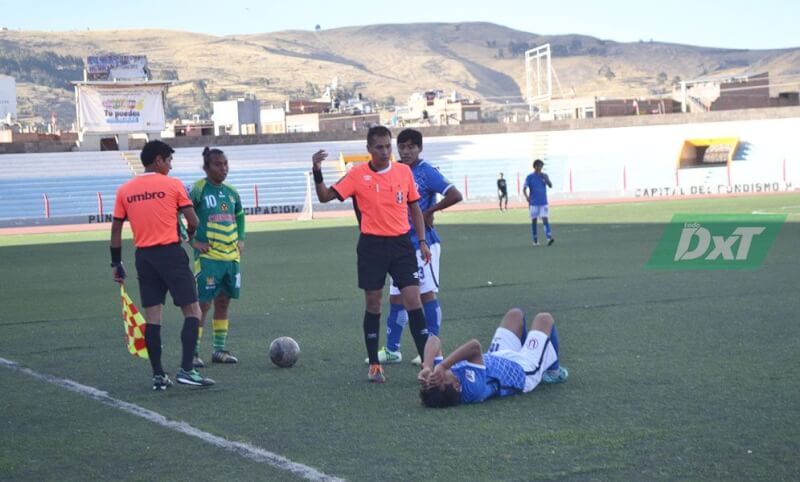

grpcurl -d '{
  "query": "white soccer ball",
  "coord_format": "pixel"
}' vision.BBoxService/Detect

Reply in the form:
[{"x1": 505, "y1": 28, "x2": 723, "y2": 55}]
[{"x1": 269, "y1": 336, "x2": 300, "y2": 368}]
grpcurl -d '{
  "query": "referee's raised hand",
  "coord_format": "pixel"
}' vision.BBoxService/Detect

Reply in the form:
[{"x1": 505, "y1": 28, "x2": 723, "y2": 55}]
[{"x1": 312, "y1": 149, "x2": 327, "y2": 171}]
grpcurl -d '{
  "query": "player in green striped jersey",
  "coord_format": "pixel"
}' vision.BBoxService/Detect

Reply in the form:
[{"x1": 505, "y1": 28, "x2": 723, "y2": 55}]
[{"x1": 190, "y1": 147, "x2": 245, "y2": 366}]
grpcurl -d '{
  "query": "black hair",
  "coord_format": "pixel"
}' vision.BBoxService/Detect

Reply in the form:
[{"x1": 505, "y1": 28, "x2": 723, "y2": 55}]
[
  {"x1": 140, "y1": 140, "x2": 174, "y2": 166},
  {"x1": 397, "y1": 128, "x2": 422, "y2": 149},
  {"x1": 420, "y1": 384, "x2": 461, "y2": 408},
  {"x1": 533, "y1": 159, "x2": 544, "y2": 168},
  {"x1": 367, "y1": 125, "x2": 392, "y2": 146},
  {"x1": 202, "y1": 146, "x2": 225, "y2": 169}
]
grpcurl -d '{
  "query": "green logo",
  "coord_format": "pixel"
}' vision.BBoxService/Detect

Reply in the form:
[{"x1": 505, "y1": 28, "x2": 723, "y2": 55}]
[{"x1": 648, "y1": 214, "x2": 786, "y2": 270}]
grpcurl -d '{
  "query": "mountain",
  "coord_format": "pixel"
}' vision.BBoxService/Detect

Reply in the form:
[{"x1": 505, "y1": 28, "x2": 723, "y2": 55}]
[{"x1": 1, "y1": 22, "x2": 798, "y2": 126}]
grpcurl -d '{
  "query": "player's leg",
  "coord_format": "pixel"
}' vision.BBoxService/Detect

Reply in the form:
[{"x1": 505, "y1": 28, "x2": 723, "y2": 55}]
[
  {"x1": 420, "y1": 242, "x2": 442, "y2": 337},
  {"x1": 380, "y1": 286, "x2": 408, "y2": 362},
  {"x1": 529, "y1": 206, "x2": 539, "y2": 245},
  {"x1": 211, "y1": 294, "x2": 238, "y2": 363},
  {"x1": 193, "y1": 301, "x2": 211, "y2": 368},
  {"x1": 193, "y1": 257, "x2": 219, "y2": 368},
  {"x1": 542, "y1": 206, "x2": 554, "y2": 245},
  {"x1": 488, "y1": 308, "x2": 525, "y2": 353},
  {"x1": 525, "y1": 312, "x2": 567, "y2": 385},
  {"x1": 212, "y1": 261, "x2": 240, "y2": 364}
]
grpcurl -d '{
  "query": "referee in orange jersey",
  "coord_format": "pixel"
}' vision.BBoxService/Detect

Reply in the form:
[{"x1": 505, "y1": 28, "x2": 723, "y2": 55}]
[
  {"x1": 110, "y1": 140, "x2": 214, "y2": 390},
  {"x1": 312, "y1": 125, "x2": 431, "y2": 383}
]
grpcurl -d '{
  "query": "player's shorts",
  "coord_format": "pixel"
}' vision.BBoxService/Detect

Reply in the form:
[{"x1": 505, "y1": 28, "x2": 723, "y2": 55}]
[
  {"x1": 488, "y1": 327, "x2": 557, "y2": 393},
  {"x1": 194, "y1": 257, "x2": 241, "y2": 303},
  {"x1": 135, "y1": 243, "x2": 197, "y2": 308},
  {"x1": 389, "y1": 241, "x2": 440, "y2": 295},
  {"x1": 529, "y1": 204, "x2": 549, "y2": 218},
  {"x1": 498, "y1": 191, "x2": 508, "y2": 200},
  {"x1": 356, "y1": 233, "x2": 419, "y2": 291}
]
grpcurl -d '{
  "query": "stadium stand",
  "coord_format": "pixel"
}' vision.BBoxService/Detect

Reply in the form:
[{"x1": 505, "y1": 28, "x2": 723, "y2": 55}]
[{"x1": 0, "y1": 117, "x2": 796, "y2": 224}]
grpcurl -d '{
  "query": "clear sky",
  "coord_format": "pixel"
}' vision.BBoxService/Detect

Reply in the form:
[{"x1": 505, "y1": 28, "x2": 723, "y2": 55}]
[{"x1": 1, "y1": 0, "x2": 798, "y2": 50}]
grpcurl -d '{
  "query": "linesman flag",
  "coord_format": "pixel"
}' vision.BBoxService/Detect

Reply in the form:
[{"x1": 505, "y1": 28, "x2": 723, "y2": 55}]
[{"x1": 120, "y1": 284, "x2": 149, "y2": 359}]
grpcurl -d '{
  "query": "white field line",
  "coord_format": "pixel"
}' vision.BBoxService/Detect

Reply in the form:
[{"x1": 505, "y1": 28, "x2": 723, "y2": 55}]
[
  {"x1": 751, "y1": 205, "x2": 800, "y2": 215},
  {"x1": 0, "y1": 357, "x2": 344, "y2": 482}
]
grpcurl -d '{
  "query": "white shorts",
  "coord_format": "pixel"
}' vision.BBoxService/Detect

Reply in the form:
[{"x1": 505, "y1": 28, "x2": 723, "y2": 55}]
[
  {"x1": 489, "y1": 327, "x2": 557, "y2": 393},
  {"x1": 529, "y1": 205, "x2": 549, "y2": 219},
  {"x1": 389, "y1": 242, "x2": 440, "y2": 295}
]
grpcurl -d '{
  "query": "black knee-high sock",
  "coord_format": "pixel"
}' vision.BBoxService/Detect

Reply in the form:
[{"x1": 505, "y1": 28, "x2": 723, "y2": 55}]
[
  {"x1": 144, "y1": 323, "x2": 164, "y2": 377},
  {"x1": 363, "y1": 311, "x2": 381, "y2": 365},
  {"x1": 407, "y1": 308, "x2": 429, "y2": 362},
  {"x1": 180, "y1": 316, "x2": 200, "y2": 371}
]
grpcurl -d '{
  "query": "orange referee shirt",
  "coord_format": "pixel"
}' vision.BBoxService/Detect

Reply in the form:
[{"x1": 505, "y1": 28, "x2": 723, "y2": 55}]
[
  {"x1": 113, "y1": 172, "x2": 192, "y2": 248},
  {"x1": 333, "y1": 162, "x2": 420, "y2": 236}
]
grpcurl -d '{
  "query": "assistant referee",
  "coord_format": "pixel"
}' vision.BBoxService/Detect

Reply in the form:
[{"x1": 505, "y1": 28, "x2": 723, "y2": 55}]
[{"x1": 110, "y1": 140, "x2": 214, "y2": 390}]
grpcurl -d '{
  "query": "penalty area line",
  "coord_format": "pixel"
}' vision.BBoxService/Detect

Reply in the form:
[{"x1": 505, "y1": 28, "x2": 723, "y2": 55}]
[{"x1": 0, "y1": 356, "x2": 343, "y2": 482}]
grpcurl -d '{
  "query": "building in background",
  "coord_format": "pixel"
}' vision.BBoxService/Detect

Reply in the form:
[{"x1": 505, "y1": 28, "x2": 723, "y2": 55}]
[
  {"x1": 398, "y1": 90, "x2": 481, "y2": 126},
  {"x1": 0, "y1": 75, "x2": 16, "y2": 126},
  {"x1": 679, "y1": 72, "x2": 799, "y2": 113},
  {"x1": 212, "y1": 94, "x2": 261, "y2": 135}
]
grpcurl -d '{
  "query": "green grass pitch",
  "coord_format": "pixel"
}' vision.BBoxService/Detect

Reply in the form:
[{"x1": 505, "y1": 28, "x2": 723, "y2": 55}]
[{"x1": 1, "y1": 194, "x2": 798, "y2": 481}]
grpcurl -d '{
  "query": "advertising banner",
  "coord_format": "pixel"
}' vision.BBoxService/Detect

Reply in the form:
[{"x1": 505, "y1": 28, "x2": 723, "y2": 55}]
[
  {"x1": 86, "y1": 55, "x2": 148, "y2": 81},
  {"x1": 78, "y1": 86, "x2": 165, "y2": 133}
]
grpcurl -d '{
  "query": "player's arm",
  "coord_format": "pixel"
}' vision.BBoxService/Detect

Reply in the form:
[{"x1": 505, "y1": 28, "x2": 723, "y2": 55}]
[
  {"x1": 180, "y1": 205, "x2": 199, "y2": 241},
  {"x1": 418, "y1": 335, "x2": 444, "y2": 386},
  {"x1": 311, "y1": 149, "x2": 342, "y2": 203},
  {"x1": 428, "y1": 339, "x2": 484, "y2": 386},
  {"x1": 522, "y1": 184, "x2": 530, "y2": 203},
  {"x1": 409, "y1": 200, "x2": 431, "y2": 263},
  {"x1": 235, "y1": 194, "x2": 245, "y2": 253},
  {"x1": 440, "y1": 339, "x2": 484, "y2": 370},
  {"x1": 424, "y1": 185, "x2": 463, "y2": 227},
  {"x1": 543, "y1": 173, "x2": 553, "y2": 188}
]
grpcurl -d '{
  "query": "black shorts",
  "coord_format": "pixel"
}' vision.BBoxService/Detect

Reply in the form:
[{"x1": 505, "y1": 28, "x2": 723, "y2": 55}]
[
  {"x1": 135, "y1": 243, "x2": 197, "y2": 308},
  {"x1": 357, "y1": 233, "x2": 420, "y2": 291},
  {"x1": 499, "y1": 190, "x2": 508, "y2": 199}
]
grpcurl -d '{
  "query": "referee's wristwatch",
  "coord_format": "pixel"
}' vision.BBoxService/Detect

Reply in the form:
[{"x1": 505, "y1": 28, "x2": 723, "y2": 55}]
[{"x1": 419, "y1": 239, "x2": 428, "y2": 245}]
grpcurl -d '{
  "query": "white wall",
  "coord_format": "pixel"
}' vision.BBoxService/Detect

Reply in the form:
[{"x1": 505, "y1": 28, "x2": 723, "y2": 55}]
[{"x1": 0, "y1": 75, "x2": 17, "y2": 121}]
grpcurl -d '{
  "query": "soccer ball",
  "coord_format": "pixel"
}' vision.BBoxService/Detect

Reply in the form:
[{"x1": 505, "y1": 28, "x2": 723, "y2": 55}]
[{"x1": 269, "y1": 336, "x2": 300, "y2": 368}]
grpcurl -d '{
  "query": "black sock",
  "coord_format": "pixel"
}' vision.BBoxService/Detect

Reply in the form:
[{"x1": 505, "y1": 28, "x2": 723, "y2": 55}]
[
  {"x1": 407, "y1": 308, "x2": 429, "y2": 363},
  {"x1": 363, "y1": 311, "x2": 380, "y2": 365},
  {"x1": 180, "y1": 316, "x2": 200, "y2": 371},
  {"x1": 144, "y1": 323, "x2": 164, "y2": 377}
]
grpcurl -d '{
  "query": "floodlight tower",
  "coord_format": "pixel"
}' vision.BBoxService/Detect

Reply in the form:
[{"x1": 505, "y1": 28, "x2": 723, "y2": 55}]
[{"x1": 525, "y1": 44, "x2": 553, "y2": 118}]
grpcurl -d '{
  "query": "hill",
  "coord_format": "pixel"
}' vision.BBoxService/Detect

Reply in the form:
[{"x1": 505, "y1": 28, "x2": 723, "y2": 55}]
[{"x1": 1, "y1": 22, "x2": 798, "y2": 126}]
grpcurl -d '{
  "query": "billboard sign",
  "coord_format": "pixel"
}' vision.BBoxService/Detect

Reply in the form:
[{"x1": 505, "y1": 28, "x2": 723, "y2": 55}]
[
  {"x1": 78, "y1": 86, "x2": 165, "y2": 132},
  {"x1": 86, "y1": 55, "x2": 149, "y2": 81}
]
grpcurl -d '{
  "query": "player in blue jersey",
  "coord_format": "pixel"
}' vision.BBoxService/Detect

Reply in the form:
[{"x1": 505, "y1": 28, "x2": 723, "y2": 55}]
[
  {"x1": 418, "y1": 308, "x2": 568, "y2": 407},
  {"x1": 367, "y1": 129, "x2": 463, "y2": 366},
  {"x1": 523, "y1": 159, "x2": 554, "y2": 246}
]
